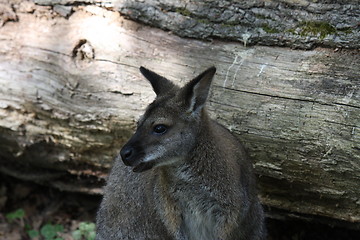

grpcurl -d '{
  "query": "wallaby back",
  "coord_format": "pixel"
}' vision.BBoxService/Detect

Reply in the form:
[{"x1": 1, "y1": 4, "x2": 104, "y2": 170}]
[{"x1": 96, "y1": 67, "x2": 266, "y2": 240}]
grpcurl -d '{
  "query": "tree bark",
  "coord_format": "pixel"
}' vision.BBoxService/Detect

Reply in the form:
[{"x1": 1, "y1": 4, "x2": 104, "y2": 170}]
[
  {"x1": 0, "y1": 0, "x2": 359, "y2": 228},
  {"x1": 34, "y1": 0, "x2": 360, "y2": 49}
]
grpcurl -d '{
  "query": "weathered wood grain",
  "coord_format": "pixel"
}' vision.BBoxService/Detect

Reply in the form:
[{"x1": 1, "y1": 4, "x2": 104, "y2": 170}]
[{"x1": 0, "y1": 2, "x2": 359, "y2": 227}]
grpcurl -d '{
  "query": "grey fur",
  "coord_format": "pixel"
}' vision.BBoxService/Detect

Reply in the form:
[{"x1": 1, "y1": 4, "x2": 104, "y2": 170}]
[{"x1": 96, "y1": 67, "x2": 266, "y2": 240}]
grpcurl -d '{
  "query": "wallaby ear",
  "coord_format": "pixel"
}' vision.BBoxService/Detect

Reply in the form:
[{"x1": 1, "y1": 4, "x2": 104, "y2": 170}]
[
  {"x1": 181, "y1": 66, "x2": 216, "y2": 115},
  {"x1": 140, "y1": 66, "x2": 176, "y2": 96}
]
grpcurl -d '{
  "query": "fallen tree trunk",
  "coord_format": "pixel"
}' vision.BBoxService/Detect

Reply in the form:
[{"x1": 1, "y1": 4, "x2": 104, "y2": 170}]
[{"x1": 0, "y1": 1, "x2": 359, "y2": 228}]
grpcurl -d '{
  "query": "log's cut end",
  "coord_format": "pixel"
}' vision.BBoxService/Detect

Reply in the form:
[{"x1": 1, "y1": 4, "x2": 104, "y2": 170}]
[{"x1": 0, "y1": 1, "x2": 359, "y2": 229}]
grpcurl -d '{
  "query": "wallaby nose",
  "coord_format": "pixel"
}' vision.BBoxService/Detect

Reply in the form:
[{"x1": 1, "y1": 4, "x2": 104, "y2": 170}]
[{"x1": 120, "y1": 146, "x2": 134, "y2": 165}]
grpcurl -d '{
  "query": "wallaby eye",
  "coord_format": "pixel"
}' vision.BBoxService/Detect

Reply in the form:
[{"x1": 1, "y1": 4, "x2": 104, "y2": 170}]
[{"x1": 153, "y1": 124, "x2": 167, "y2": 135}]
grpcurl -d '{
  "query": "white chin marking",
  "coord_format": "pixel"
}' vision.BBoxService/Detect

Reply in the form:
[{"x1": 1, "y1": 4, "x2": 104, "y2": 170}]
[
  {"x1": 143, "y1": 147, "x2": 182, "y2": 167},
  {"x1": 156, "y1": 157, "x2": 182, "y2": 167},
  {"x1": 143, "y1": 146, "x2": 166, "y2": 163}
]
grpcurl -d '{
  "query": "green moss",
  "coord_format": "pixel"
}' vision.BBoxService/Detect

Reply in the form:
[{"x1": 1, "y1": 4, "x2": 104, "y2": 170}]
[
  {"x1": 285, "y1": 28, "x2": 296, "y2": 34},
  {"x1": 299, "y1": 21, "x2": 337, "y2": 39},
  {"x1": 338, "y1": 27, "x2": 353, "y2": 34},
  {"x1": 198, "y1": 18, "x2": 210, "y2": 24},
  {"x1": 175, "y1": 8, "x2": 210, "y2": 24},
  {"x1": 175, "y1": 7, "x2": 192, "y2": 17},
  {"x1": 255, "y1": 14, "x2": 272, "y2": 20},
  {"x1": 262, "y1": 24, "x2": 280, "y2": 33},
  {"x1": 285, "y1": 21, "x2": 350, "y2": 39}
]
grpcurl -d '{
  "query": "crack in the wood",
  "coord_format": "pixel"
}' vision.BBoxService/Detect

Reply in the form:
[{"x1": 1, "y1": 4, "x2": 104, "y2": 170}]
[
  {"x1": 23, "y1": 45, "x2": 141, "y2": 71},
  {"x1": 323, "y1": 120, "x2": 359, "y2": 129},
  {"x1": 22, "y1": 45, "x2": 71, "y2": 57},
  {"x1": 34, "y1": 0, "x2": 111, "y2": 8},
  {"x1": 18, "y1": 45, "x2": 360, "y2": 111},
  {"x1": 94, "y1": 58, "x2": 135, "y2": 68},
  {"x1": 213, "y1": 85, "x2": 360, "y2": 110},
  {"x1": 211, "y1": 117, "x2": 323, "y2": 143},
  {"x1": 0, "y1": 164, "x2": 65, "y2": 181}
]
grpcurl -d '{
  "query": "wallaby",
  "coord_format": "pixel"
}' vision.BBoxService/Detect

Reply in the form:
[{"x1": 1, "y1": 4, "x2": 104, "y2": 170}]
[{"x1": 96, "y1": 66, "x2": 266, "y2": 240}]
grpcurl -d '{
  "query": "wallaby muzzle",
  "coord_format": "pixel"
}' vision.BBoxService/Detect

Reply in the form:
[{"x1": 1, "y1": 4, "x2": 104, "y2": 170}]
[
  {"x1": 120, "y1": 145, "x2": 135, "y2": 165},
  {"x1": 120, "y1": 142, "x2": 154, "y2": 173}
]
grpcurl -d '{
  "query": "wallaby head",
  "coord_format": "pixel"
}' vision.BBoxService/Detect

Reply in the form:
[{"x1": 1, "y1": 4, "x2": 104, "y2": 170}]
[{"x1": 120, "y1": 66, "x2": 216, "y2": 172}]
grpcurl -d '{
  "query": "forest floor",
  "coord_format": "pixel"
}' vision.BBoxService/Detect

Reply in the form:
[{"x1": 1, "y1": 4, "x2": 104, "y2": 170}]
[{"x1": 1, "y1": 174, "x2": 360, "y2": 240}]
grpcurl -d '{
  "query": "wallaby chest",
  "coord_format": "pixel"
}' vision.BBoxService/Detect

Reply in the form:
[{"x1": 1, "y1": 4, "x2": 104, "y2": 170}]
[{"x1": 154, "y1": 166, "x2": 222, "y2": 240}]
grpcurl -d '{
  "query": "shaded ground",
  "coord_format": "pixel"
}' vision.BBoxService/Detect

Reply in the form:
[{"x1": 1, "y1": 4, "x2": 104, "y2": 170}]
[
  {"x1": 266, "y1": 217, "x2": 360, "y2": 240},
  {"x1": 1, "y1": 174, "x2": 359, "y2": 240},
  {"x1": 0, "y1": 174, "x2": 100, "y2": 240}
]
